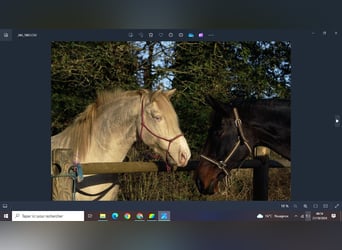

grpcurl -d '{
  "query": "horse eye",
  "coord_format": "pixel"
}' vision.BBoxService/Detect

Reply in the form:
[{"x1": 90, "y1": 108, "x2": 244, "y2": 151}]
[{"x1": 153, "y1": 114, "x2": 162, "y2": 122}]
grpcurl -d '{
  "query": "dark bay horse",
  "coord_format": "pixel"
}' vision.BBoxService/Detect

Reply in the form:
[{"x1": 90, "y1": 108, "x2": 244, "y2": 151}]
[{"x1": 195, "y1": 96, "x2": 290, "y2": 195}]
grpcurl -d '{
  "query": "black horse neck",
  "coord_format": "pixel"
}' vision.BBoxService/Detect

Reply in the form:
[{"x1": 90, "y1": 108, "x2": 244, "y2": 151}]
[{"x1": 233, "y1": 99, "x2": 290, "y2": 160}]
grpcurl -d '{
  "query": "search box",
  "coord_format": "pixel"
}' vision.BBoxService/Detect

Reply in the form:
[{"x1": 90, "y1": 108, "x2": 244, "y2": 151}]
[{"x1": 12, "y1": 211, "x2": 84, "y2": 221}]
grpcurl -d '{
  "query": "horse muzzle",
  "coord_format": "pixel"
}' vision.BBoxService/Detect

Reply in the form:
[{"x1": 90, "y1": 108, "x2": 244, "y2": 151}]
[
  {"x1": 167, "y1": 137, "x2": 191, "y2": 167},
  {"x1": 196, "y1": 177, "x2": 217, "y2": 195}
]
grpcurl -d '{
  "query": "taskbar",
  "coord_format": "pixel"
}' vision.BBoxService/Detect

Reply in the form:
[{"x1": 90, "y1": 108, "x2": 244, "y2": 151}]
[{"x1": 0, "y1": 202, "x2": 341, "y2": 222}]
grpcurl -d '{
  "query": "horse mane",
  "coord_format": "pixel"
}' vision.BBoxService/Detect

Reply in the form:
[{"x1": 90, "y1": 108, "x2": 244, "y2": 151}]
[
  {"x1": 230, "y1": 97, "x2": 290, "y2": 108},
  {"x1": 209, "y1": 97, "x2": 290, "y2": 127},
  {"x1": 63, "y1": 89, "x2": 145, "y2": 158},
  {"x1": 228, "y1": 98, "x2": 291, "y2": 125}
]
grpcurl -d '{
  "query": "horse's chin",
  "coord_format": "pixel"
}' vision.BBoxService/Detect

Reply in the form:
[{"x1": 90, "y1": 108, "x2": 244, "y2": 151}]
[
  {"x1": 196, "y1": 178, "x2": 218, "y2": 195},
  {"x1": 207, "y1": 180, "x2": 218, "y2": 195},
  {"x1": 165, "y1": 155, "x2": 179, "y2": 169}
]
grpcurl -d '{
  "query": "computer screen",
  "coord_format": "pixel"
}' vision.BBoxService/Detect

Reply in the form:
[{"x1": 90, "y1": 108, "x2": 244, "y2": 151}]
[{"x1": 0, "y1": 28, "x2": 341, "y2": 224}]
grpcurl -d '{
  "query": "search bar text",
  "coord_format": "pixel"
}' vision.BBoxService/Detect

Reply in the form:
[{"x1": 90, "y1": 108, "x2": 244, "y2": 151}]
[{"x1": 12, "y1": 211, "x2": 84, "y2": 221}]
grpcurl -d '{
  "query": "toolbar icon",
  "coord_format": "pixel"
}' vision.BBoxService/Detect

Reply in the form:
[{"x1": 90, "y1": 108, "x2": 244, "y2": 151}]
[
  {"x1": 112, "y1": 212, "x2": 119, "y2": 220},
  {"x1": 148, "y1": 213, "x2": 156, "y2": 220},
  {"x1": 136, "y1": 212, "x2": 144, "y2": 220},
  {"x1": 0, "y1": 29, "x2": 12, "y2": 41},
  {"x1": 124, "y1": 212, "x2": 131, "y2": 220},
  {"x1": 158, "y1": 211, "x2": 171, "y2": 221},
  {"x1": 256, "y1": 214, "x2": 264, "y2": 219},
  {"x1": 305, "y1": 211, "x2": 311, "y2": 221},
  {"x1": 335, "y1": 115, "x2": 340, "y2": 127}
]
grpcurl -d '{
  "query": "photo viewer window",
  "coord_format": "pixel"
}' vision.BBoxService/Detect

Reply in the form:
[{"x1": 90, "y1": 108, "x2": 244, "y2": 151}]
[{"x1": 0, "y1": 29, "x2": 341, "y2": 222}]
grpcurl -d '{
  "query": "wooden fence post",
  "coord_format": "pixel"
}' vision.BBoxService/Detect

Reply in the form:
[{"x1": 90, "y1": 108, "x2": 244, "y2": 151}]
[
  {"x1": 252, "y1": 146, "x2": 270, "y2": 200},
  {"x1": 51, "y1": 148, "x2": 74, "y2": 201},
  {"x1": 252, "y1": 160, "x2": 269, "y2": 200}
]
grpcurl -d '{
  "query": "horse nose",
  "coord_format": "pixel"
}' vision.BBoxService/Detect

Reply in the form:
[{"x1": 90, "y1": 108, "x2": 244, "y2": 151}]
[
  {"x1": 196, "y1": 177, "x2": 215, "y2": 195},
  {"x1": 179, "y1": 150, "x2": 189, "y2": 167}
]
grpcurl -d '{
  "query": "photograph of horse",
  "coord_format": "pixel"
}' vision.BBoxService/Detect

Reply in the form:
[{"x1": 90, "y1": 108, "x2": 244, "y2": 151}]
[
  {"x1": 51, "y1": 89, "x2": 191, "y2": 200},
  {"x1": 195, "y1": 96, "x2": 290, "y2": 196},
  {"x1": 51, "y1": 41, "x2": 291, "y2": 201}
]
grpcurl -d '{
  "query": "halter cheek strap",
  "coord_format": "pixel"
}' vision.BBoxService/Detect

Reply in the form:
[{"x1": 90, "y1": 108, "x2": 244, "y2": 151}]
[
  {"x1": 140, "y1": 96, "x2": 184, "y2": 171},
  {"x1": 200, "y1": 107, "x2": 252, "y2": 176}
]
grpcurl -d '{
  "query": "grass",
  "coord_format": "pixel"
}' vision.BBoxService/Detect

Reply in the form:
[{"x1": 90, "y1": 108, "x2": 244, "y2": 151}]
[
  {"x1": 117, "y1": 143, "x2": 291, "y2": 201},
  {"x1": 118, "y1": 168, "x2": 291, "y2": 201}
]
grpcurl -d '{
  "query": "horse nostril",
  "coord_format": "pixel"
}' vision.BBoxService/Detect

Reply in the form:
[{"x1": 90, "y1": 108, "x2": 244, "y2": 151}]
[
  {"x1": 196, "y1": 178, "x2": 203, "y2": 192},
  {"x1": 179, "y1": 151, "x2": 188, "y2": 166}
]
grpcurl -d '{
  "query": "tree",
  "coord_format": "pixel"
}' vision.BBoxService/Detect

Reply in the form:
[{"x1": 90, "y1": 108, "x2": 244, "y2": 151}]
[
  {"x1": 170, "y1": 41, "x2": 291, "y2": 155},
  {"x1": 51, "y1": 41, "x2": 140, "y2": 134}
]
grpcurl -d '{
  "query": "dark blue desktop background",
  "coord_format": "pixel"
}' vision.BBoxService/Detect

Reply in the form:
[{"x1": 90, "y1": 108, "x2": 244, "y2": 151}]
[{"x1": 1, "y1": 1, "x2": 342, "y2": 250}]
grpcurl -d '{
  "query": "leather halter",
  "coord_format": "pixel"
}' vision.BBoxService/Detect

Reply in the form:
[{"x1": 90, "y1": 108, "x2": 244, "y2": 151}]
[
  {"x1": 140, "y1": 95, "x2": 184, "y2": 171},
  {"x1": 200, "y1": 107, "x2": 252, "y2": 176}
]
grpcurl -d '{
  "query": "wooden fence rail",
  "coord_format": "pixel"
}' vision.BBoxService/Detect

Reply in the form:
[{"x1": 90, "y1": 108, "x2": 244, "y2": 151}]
[{"x1": 51, "y1": 148, "x2": 290, "y2": 201}]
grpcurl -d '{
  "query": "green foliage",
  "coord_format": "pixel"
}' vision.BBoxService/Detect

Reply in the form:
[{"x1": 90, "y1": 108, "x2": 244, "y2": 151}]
[
  {"x1": 51, "y1": 41, "x2": 140, "y2": 134},
  {"x1": 51, "y1": 40, "x2": 291, "y2": 156},
  {"x1": 171, "y1": 41, "x2": 291, "y2": 155}
]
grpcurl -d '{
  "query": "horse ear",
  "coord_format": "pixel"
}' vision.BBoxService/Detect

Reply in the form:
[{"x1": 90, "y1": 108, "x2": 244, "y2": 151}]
[
  {"x1": 164, "y1": 89, "x2": 176, "y2": 99},
  {"x1": 138, "y1": 89, "x2": 149, "y2": 96},
  {"x1": 151, "y1": 89, "x2": 163, "y2": 102},
  {"x1": 205, "y1": 95, "x2": 230, "y2": 116}
]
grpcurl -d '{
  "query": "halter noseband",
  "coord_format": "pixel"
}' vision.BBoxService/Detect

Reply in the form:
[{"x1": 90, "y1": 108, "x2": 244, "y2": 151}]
[
  {"x1": 140, "y1": 95, "x2": 184, "y2": 171},
  {"x1": 200, "y1": 107, "x2": 252, "y2": 176}
]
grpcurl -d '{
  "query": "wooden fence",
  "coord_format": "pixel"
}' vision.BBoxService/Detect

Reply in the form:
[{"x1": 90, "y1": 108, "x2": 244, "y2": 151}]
[{"x1": 51, "y1": 148, "x2": 290, "y2": 201}]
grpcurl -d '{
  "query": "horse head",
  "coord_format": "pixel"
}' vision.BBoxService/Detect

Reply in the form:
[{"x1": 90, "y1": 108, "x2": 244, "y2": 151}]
[
  {"x1": 139, "y1": 89, "x2": 191, "y2": 169},
  {"x1": 195, "y1": 96, "x2": 253, "y2": 194},
  {"x1": 195, "y1": 96, "x2": 290, "y2": 195}
]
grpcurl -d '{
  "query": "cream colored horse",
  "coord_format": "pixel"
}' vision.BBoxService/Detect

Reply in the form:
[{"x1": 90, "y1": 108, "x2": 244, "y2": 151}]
[{"x1": 51, "y1": 89, "x2": 191, "y2": 200}]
